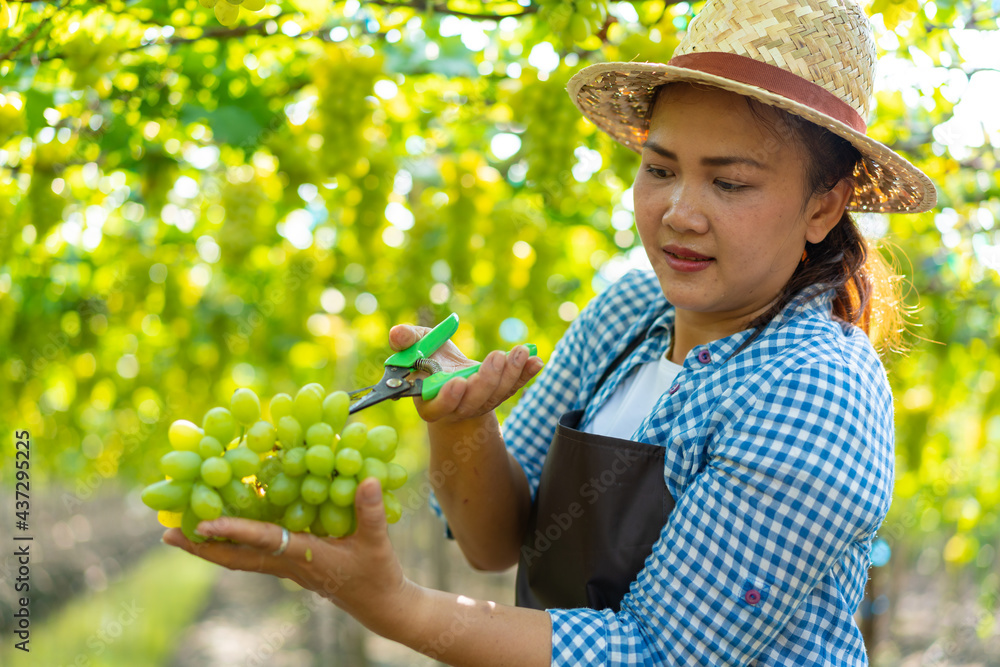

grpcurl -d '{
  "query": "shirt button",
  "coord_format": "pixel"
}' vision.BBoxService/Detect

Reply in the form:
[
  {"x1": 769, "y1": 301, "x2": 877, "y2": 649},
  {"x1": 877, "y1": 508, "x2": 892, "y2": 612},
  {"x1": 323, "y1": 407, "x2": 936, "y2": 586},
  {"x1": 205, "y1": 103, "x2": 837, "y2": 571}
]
[
  {"x1": 744, "y1": 589, "x2": 761, "y2": 605},
  {"x1": 668, "y1": 383, "x2": 680, "y2": 395},
  {"x1": 697, "y1": 349, "x2": 712, "y2": 364}
]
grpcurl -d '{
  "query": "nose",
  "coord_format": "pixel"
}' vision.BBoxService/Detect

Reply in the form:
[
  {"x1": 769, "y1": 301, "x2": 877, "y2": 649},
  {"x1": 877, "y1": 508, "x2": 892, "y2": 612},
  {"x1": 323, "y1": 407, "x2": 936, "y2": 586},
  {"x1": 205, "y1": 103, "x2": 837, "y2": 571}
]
[{"x1": 662, "y1": 181, "x2": 709, "y2": 234}]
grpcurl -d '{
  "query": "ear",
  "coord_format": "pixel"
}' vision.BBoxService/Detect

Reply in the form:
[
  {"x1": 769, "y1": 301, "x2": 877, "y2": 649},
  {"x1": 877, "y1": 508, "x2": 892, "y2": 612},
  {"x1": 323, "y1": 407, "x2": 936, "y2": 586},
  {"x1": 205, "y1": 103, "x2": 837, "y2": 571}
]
[{"x1": 804, "y1": 179, "x2": 852, "y2": 244}]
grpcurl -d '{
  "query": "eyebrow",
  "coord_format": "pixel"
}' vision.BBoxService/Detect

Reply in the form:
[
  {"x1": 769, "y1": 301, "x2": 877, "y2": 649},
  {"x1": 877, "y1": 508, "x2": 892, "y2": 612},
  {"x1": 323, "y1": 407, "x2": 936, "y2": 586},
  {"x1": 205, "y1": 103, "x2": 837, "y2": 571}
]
[{"x1": 641, "y1": 141, "x2": 768, "y2": 170}]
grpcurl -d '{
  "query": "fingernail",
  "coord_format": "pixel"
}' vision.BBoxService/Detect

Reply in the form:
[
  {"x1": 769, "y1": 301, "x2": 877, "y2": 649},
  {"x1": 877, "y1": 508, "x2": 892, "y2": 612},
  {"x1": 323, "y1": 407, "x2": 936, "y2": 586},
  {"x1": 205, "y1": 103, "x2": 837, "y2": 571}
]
[
  {"x1": 491, "y1": 353, "x2": 504, "y2": 371},
  {"x1": 360, "y1": 480, "x2": 381, "y2": 503},
  {"x1": 194, "y1": 521, "x2": 214, "y2": 537}
]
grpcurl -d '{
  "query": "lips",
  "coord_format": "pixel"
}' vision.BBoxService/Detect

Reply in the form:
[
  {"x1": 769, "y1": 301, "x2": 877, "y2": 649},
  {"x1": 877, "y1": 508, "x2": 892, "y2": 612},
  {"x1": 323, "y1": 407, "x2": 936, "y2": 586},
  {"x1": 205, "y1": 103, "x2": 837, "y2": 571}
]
[{"x1": 662, "y1": 245, "x2": 712, "y2": 261}]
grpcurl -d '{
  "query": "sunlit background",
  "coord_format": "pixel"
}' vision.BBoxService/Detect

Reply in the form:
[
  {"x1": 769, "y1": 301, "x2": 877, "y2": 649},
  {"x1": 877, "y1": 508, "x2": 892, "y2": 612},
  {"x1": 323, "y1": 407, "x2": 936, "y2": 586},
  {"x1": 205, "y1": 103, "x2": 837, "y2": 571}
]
[{"x1": 1, "y1": 0, "x2": 999, "y2": 665}]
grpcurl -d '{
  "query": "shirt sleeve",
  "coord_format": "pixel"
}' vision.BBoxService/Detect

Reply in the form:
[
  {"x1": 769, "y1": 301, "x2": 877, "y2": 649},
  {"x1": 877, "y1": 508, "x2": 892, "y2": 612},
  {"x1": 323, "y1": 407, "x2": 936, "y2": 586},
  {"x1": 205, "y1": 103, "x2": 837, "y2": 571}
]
[{"x1": 548, "y1": 355, "x2": 895, "y2": 665}]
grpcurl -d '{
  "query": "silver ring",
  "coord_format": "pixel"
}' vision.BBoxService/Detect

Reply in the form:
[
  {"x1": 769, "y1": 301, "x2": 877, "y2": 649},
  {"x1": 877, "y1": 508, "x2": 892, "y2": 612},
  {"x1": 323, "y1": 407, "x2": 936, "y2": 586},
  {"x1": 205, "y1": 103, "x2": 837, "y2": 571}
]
[{"x1": 272, "y1": 527, "x2": 291, "y2": 556}]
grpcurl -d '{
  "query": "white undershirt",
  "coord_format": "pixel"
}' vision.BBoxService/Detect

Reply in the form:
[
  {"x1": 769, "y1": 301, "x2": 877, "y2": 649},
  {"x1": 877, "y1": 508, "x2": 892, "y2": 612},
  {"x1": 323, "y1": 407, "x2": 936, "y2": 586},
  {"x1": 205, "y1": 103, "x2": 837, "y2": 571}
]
[{"x1": 583, "y1": 354, "x2": 683, "y2": 440}]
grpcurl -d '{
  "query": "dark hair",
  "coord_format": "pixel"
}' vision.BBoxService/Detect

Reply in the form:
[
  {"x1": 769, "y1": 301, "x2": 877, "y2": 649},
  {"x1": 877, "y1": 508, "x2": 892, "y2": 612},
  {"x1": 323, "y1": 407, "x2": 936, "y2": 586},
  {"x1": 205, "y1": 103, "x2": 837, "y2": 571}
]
[{"x1": 646, "y1": 83, "x2": 905, "y2": 353}]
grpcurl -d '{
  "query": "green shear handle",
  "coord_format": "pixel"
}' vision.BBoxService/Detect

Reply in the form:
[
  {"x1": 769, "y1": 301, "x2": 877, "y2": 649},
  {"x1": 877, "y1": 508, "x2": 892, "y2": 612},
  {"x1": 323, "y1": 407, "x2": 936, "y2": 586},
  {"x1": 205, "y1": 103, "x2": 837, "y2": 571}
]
[{"x1": 347, "y1": 313, "x2": 537, "y2": 412}]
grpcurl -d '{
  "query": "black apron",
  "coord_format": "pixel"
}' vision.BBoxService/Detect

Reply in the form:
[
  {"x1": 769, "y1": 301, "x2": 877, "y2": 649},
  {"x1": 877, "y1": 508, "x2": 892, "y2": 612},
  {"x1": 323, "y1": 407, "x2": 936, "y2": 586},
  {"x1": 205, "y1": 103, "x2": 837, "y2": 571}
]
[{"x1": 515, "y1": 329, "x2": 677, "y2": 612}]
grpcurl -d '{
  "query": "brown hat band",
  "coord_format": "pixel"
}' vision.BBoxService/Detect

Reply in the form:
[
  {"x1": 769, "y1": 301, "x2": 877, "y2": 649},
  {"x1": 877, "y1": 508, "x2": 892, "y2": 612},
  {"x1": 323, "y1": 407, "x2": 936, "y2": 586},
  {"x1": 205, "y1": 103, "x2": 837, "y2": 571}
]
[{"x1": 667, "y1": 52, "x2": 867, "y2": 133}]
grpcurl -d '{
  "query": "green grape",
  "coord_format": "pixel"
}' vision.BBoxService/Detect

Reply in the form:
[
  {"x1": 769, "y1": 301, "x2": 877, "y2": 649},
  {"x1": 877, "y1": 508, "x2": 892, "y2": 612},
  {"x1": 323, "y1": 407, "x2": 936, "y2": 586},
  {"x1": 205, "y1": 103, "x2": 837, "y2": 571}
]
[
  {"x1": 277, "y1": 415, "x2": 303, "y2": 449},
  {"x1": 181, "y1": 507, "x2": 207, "y2": 543},
  {"x1": 328, "y1": 476, "x2": 358, "y2": 507},
  {"x1": 219, "y1": 479, "x2": 260, "y2": 518},
  {"x1": 335, "y1": 448, "x2": 363, "y2": 477},
  {"x1": 293, "y1": 388, "x2": 323, "y2": 428},
  {"x1": 267, "y1": 473, "x2": 302, "y2": 506},
  {"x1": 282, "y1": 500, "x2": 317, "y2": 533},
  {"x1": 322, "y1": 391, "x2": 350, "y2": 433},
  {"x1": 339, "y1": 422, "x2": 367, "y2": 451},
  {"x1": 191, "y1": 482, "x2": 224, "y2": 520},
  {"x1": 159, "y1": 451, "x2": 203, "y2": 481},
  {"x1": 246, "y1": 420, "x2": 277, "y2": 453},
  {"x1": 201, "y1": 457, "x2": 233, "y2": 488},
  {"x1": 260, "y1": 499, "x2": 284, "y2": 523},
  {"x1": 301, "y1": 474, "x2": 330, "y2": 505},
  {"x1": 203, "y1": 407, "x2": 237, "y2": 444},
  {"x1": 283, "y1": 447, "x2": 308, "y2": 477},
  {"x1": 198, "y1": 0, "x2": 217, "y2": 7},
  {"x1": 319, "y1": 500, "x2": 355, "y2": 537},
  {"x1": 576, "y1": 0, "x2": 600, "y2": 18},
  {"x1": 141, "y1": 479, "x2": 193, "y2": 511},
  {"x1": 257, "y1": 456, "x2": 282, "y2": 485},
  {"x1": 306, "y1": 422, "x2": 335, "y2": 448},
  {"x1": 214, "y1": 0, "x2": 239, "y2": 26},
  {"x1": 359, "y1": 458, "x2": 388, "y2": 487},
  {"x1": 198, "y1": 435, "x2": 224, "y2": 459},
  {"x1": 383, "y1": 491, "x2": 402, "y2": 524},
  {"x1": 230, "y1": 388, "x2": 261, "y2": 425},
  {"x1": 243, "y1": 0, "x2": 266, "y2": 10},
  {"x1": 305, "y1": 445, "x2": 336, "y2": 476},
  {"x1": 569, "y1": 15, "x2": 590, "y2": 48},
  {"x1": 310, "y1": 514, "x2": 329, "y2": 537},
  {"x1": 169, "y1": 420, "x2": 204, "y2": 451},
  {"x1": 269, "y1": 393, "x2": 294, "y2": 423},
  {"x1": 224, "y1": 446, "x2": 260, "y2": 478},
  {"x1": 362, "y1": 425, "x2": 398, "y2": 462},
  {"x1": 315, "y1": 46, "x2": 384, "y2": 177},
  {"x1": 301, "y1": 383, "x2": 326, "y2": 399},
  {"x1": 386, "y1": 462, "x2": 408, "y2": 491}
]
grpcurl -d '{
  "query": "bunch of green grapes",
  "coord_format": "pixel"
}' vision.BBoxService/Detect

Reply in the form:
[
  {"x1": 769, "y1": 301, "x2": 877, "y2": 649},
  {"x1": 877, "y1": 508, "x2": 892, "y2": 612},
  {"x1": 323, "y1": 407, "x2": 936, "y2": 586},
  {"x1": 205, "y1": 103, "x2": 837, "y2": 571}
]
[
  {"x1": 313, "y1": 46, "x2": 383, "y2": 176},
  {"x1": 217, "y1": 174, "x2": 269, "y2": 262},
  {"x1": 0, "y1": 93, "x2": 25, "y2": 146},
  {"x1": 141, "y1": 385, "x2": 407, "y2": 544},
  {"x1": 536, "y1": 0, "x2": 607, "y2": 47},
  {"x1": 511, "y1": 68, "x2": 582, "y2": 206},
  {"x1": 199, "y1": 0, "x2": 267, "y2": 28}
]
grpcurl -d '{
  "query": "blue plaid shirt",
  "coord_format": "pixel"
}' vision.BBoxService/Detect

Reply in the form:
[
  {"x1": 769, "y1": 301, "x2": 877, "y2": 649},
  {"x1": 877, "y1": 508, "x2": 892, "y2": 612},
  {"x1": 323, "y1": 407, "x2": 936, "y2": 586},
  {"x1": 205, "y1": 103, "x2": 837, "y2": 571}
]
[{"x1": 505, "y1": 269, "x2": 893, "y2": 666}]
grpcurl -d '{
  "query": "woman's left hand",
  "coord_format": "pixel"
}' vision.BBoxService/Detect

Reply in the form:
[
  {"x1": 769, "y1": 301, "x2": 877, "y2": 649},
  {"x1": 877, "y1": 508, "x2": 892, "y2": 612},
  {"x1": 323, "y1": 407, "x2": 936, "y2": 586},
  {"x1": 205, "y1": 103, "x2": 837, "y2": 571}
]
[{"x1": 161, "y1": 478, "x2": 419, "y2": 637}]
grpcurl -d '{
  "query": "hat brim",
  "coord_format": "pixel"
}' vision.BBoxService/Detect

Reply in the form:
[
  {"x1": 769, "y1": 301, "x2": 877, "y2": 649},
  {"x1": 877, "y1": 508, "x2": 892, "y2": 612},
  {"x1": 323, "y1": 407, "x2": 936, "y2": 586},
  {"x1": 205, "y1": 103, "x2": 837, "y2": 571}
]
[{"x1": 568, "y1": 62, "x2": 937, "y2": 214}]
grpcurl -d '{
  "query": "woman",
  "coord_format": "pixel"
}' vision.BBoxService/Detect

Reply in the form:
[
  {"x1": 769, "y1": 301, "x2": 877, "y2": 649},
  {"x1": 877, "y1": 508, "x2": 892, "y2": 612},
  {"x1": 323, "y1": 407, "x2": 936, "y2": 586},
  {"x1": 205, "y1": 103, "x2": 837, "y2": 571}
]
[{"x1": 164, "y1": 0, "x2": 936, "y2": 663}]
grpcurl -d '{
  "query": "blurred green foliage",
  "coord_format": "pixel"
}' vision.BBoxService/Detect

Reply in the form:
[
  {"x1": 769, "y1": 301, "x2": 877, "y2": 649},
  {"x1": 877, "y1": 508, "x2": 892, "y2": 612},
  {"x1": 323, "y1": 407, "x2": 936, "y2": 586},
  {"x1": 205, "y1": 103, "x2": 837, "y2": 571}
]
[{"x1": 0, "y1": 0, "x2": 998, "y2": 582}]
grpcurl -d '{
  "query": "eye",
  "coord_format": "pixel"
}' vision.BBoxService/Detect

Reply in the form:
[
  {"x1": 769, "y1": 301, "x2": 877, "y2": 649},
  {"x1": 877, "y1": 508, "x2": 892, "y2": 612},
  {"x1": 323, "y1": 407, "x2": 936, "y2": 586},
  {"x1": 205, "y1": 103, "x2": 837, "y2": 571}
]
[
  {"x1": 715, "y1": 180, "x2": 747, "y2": 192},
  {"x1": 645, "y1": 166, "x2": 671, "y2": 179}
]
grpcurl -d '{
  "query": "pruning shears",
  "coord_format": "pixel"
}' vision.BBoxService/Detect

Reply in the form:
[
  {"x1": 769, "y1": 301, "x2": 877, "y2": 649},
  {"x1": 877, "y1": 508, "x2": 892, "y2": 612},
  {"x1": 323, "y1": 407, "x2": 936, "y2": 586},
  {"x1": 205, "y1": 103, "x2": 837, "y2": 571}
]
[{"x1": 347, "y1": 313, "x2": 537, "y2": 414}]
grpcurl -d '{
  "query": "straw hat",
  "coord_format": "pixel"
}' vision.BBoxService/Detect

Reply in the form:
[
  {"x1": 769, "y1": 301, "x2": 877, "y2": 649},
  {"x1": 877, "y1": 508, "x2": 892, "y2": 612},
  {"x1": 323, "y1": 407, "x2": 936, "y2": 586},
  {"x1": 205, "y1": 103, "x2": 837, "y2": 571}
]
[{"x1": 567, "y1": 0, "x2": 937, "y2": 214}]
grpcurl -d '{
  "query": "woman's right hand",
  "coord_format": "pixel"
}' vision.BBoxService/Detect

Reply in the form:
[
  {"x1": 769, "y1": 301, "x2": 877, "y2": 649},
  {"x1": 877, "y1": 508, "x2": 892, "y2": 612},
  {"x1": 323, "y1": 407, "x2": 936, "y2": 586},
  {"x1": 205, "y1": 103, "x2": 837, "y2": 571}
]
[{"x1": 388, "y1": 324, "x2": 544, "y2": 424}]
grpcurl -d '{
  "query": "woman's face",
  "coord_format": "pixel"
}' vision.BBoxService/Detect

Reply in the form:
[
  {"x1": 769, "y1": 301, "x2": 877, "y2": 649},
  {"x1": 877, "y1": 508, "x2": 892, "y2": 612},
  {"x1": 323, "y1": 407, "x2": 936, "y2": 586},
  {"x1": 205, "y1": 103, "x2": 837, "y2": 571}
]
[{"x1": 632, "y1": 83, "x2": 835, "y2": 334}]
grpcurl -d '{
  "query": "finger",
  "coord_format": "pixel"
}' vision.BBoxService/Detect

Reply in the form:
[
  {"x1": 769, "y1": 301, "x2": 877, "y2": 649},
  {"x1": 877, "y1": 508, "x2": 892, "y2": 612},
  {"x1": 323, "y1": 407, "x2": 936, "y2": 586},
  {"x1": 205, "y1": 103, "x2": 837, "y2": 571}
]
[
  {"x1": 161, "y1": 527, "x2": 276, "y2": 573},
  {"x1": 485, "y1": 346, "x2": 531, "y2": 407},
  {"x1": 354, "y1": 477, "x2": 387, "y2": 542},
  {"x1": 388, "y1": 324, "x2": 431, "y2": 351},
  {"x1": 415, "y1": 376, "x2": 469, "y2": 422},
  {"x1": 195, "y1": 517, "x2": 312, "y2": 561},
  {"x1": 516, "y1": 353, "x2": 546, "y2": 389},
  {"x1": 453, "y1": 351, "x2": 506, "y2": 417}
]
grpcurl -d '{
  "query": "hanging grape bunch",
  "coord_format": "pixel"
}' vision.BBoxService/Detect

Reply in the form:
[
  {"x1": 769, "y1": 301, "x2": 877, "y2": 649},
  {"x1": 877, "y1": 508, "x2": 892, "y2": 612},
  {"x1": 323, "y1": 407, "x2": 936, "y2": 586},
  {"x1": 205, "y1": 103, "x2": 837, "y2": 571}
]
[
  {"x1": 311, "y1": 45, "x2": 384, "y2": 176},
  {"x1": 199, "y1": 0, "x2": 267, "y2": 27},
  {"x1": 141, "y1": 385, "x2": 407, "y2": 543},
  {"x1": 535, "y1": 0, "x2": 607, "y2": 48},
  {"x1": 511, "y1": 67, "x2": 582, "y2": 207}
]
